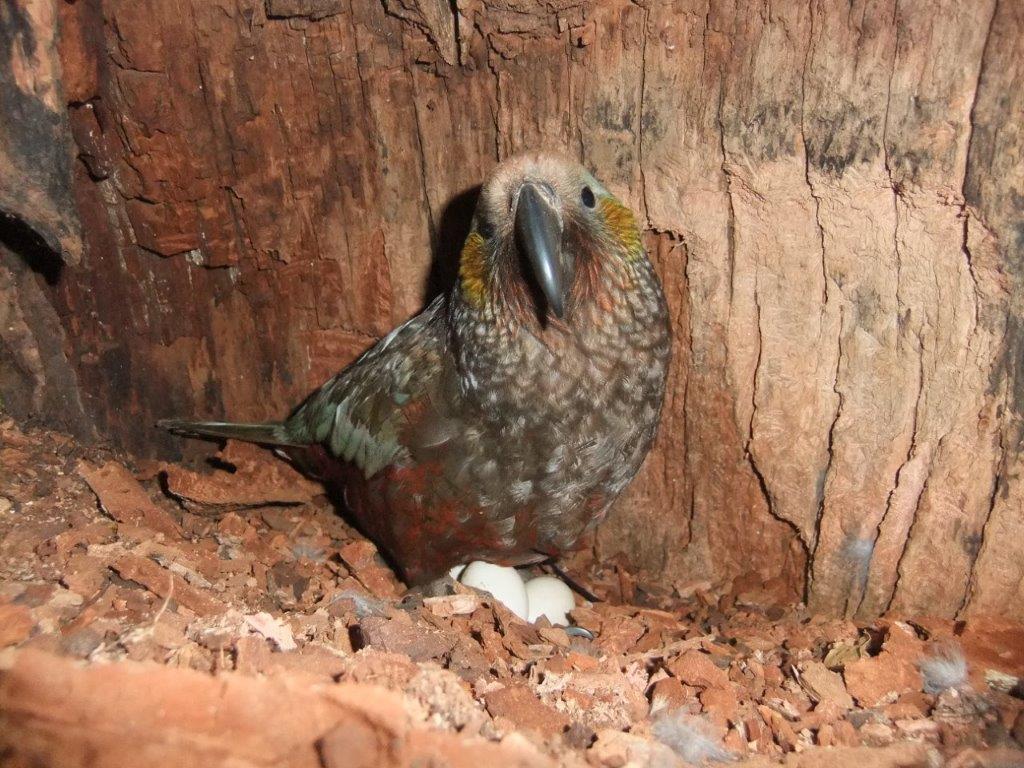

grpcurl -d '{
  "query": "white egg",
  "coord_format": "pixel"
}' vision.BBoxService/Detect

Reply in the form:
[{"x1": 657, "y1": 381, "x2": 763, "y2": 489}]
[
  {"x1": 448, "y1": 564, "x2": 467, "y2": 580},
  {"x1": 524, "y1": 575, "x2": 576, "y2": 625},
  {"x1": 459, "y1": 561, "x2": 529, "y2": 620}
]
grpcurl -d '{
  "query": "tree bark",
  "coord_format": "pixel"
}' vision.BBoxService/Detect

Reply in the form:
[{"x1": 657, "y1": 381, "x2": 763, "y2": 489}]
[{"x1": 1, "y1": 0, "x2": 1021, "y2": 619}]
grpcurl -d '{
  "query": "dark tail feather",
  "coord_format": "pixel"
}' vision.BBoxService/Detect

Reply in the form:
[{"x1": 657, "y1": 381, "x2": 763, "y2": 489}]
[{"x1": 157, "y1": 418, "x2": 300, "y2": 446}]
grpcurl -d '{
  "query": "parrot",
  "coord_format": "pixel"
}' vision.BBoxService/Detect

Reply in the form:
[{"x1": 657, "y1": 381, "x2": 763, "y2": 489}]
[{"x1": 160, "y1": 152, "x2": 671, "y2": 586}]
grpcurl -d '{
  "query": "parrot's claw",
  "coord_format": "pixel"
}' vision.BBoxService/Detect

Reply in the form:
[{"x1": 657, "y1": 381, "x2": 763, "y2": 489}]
[{"x1": 564, "y1": 625, "x2": 596, "y2": 640}]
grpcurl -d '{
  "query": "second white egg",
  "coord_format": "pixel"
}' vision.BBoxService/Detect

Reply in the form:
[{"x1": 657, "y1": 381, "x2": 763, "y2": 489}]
[{"x1": 524, "y1": 575, "x2": 576, "y2": 625}]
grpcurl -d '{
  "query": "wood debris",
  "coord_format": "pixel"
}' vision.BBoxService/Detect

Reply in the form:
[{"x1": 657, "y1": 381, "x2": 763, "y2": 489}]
[{"x1": 1, "y1": 420, "x2": 1022, "y2": 767}]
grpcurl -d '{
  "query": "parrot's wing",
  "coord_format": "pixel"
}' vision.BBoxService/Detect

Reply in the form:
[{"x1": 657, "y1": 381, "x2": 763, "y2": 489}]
[{"x1": 283, "y1": 295, "x2": 450, "y2": 478}]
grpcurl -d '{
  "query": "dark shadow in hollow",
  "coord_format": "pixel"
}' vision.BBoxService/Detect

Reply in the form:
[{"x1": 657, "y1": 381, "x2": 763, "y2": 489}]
[
  {"x1": 0, "y1": 210, "x2": 65, "y2": 285},
  {"x1": 422, "y1": 185, "x2": 480, "y2": 305}
]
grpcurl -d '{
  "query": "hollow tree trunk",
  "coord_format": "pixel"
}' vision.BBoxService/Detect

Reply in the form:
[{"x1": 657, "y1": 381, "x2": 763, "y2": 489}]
[{"x1": 1, "y1": 0, "x2": 1021, "y2": 619}]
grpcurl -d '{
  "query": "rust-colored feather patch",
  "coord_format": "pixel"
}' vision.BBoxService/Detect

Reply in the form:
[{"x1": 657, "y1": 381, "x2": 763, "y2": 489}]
[{"x1": 459, "y1": 231, "x2": 489, "y2": 308}]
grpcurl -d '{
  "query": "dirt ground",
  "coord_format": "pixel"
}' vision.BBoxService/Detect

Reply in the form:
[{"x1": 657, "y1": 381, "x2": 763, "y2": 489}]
[{"x1": 1, "y1": 417, "x2": 1022, "y2": 767}]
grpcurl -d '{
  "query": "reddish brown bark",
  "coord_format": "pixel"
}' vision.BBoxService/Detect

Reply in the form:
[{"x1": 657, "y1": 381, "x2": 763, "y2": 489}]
[{"x1": 1, "y1": 0, "x2": 1022, "y2": 618}]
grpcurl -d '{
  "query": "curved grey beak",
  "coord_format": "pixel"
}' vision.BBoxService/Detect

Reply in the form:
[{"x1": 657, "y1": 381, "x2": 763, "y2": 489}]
[{"x1": 514, "y1": 182, "x2": 566, "y2": 318}]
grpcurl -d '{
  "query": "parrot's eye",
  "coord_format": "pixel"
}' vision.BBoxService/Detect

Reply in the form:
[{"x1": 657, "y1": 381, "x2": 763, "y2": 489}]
[{"x1": 581, "y1": 186, "x2": 596, "y2": 208}]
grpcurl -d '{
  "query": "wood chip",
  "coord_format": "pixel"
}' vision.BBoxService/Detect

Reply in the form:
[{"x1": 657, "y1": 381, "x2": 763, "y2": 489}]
[
  {"x1": 799, "y1": 660, "x2": 854, "y2": 711},
  {"x1": 485, "y1": 684, "x2": 571, "y2": 737},
  {"x1": 79, "y1": 461, "x2": 181, "y2": 538},
  {"x1": 668, "y1": 650, "x2": 731, "y2": 689},
  {"x1": 0, "y1": 604, "x2": 33, "y2": 647},
  {"x1": 111, "y1": 554, "x2": 226, "y2": 617},
  {"x1": 244, "y1": 612, "x2": 297, "y2": 651},
  {"x1": 162, "y1": 456, "x2": 318, "y2": 507},
  {"x1": 424, "y1": 593, "x2": 481, "y2": 618}
]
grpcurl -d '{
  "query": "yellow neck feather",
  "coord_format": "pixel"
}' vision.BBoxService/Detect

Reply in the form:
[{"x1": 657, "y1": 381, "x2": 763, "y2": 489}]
[
  {"x1": 598, "y1": 197, "x2": 642, "y2": 260},
  {"x1": 459, "y1": 231, "x2": 489, "y2": 308}
]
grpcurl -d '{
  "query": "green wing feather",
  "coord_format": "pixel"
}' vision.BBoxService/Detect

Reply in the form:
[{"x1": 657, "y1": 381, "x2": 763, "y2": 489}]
[
  {"x1": 283, "y1": 296, "x2": 447, "y2": 477},
  {"x1": 160, "y1": 297, "x2": 448, "y2": 480}
]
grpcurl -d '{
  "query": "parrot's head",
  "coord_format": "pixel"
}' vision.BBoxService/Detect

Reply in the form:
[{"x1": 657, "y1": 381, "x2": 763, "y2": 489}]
[{"x1": 457, "y1": 152, "x2": 644, "y2": 322}]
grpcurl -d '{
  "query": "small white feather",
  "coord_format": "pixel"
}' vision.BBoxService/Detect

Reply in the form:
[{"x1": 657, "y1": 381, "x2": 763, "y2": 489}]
[
  {"x1": 919, "y1": 645, "x2": 968, "y2": 694},
  {"x1": 651, "y1": 711, "x2": 734, "y2": 765}
]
